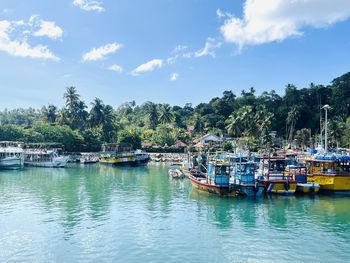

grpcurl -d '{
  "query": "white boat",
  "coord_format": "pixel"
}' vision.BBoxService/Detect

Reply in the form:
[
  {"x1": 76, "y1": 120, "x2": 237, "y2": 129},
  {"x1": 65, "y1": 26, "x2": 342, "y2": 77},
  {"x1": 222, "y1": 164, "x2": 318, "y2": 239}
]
[
  {"x1": 24, "y1": 149, "x2": 69, "y2": 168},
  {"x1": 80, "y1": 153, "x2": 99, "y2": 164},
  {"x1": 168, "y1": 168, "x2": 185, "y2": 179},
  {"x1": 0, "y1": 141, "x2": 24, "y2": 170}
]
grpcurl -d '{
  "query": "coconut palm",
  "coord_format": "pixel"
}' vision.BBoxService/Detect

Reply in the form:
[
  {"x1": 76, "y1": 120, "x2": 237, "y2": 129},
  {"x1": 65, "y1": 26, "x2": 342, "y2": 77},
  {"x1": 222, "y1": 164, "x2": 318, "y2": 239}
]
[
  {"x1": 90, "y1": 98, "x2": 105, "y2": 128},
  {"x1": 145, "y1": 102, "x2": 159, "y2": 129},
  {"x1": 158, "y1": 104, "x2": 174, "y2": 124},
  {"x1": 287, "y1": 106, "x2": 300, "y2": 142},
  {"x1": 41, "y1": 104, "x2": 57, "y2": 123},
  {"x1": 63, "y1": 86, "x2": 80, "y2": 110}
]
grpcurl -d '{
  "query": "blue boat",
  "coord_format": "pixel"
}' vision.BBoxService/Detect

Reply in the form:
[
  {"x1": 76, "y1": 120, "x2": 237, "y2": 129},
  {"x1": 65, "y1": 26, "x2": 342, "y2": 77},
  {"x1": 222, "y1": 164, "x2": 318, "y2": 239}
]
[{"x1": 231, "y1": 161, "x2": 264, "y2": 196}]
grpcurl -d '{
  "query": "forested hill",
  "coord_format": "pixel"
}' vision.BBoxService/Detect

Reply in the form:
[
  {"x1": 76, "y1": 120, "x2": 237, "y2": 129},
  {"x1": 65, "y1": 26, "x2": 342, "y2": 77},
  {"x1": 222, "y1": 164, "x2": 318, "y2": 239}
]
[{"x1": 1, "y1": 72, "x2": 350, "y2": 152}]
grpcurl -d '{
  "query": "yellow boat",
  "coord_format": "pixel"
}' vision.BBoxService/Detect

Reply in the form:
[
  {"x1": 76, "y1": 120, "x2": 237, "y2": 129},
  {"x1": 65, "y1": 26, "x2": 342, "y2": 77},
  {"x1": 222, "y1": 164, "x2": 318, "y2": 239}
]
[
  {"x1": 306, "y1": 155, "x2": 350, "y2": 194},
  {"x1": 99, "y1": 144, "x2": 150, "y2": 166}
]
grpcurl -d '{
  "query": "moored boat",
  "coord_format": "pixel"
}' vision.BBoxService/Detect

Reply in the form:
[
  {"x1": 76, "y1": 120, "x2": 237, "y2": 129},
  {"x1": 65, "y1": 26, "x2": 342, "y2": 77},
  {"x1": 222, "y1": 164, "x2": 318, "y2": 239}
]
[
  {"x1": 257, "y1": 155, "x2": 297, "y2": 195},
  {"x1": 286, "y1": 164, "x2": 320, "y2": 194},
  {"x1": 80, "y1": 153, "x2": 99, "y2": 164},
  {"x1": 99, "y1": 144, "x2": 150, "y2": 166},
  {"x1": 306, "y1": 155, "x2": 350, "y2": 194},
  {"x1": 231, "y1": 161, "x2": 264, "y2": 196},
  {"x1": 0, "y1": 141, "x2": 24, "y2": 170},
  {"x1": 24, "y1": 143, "x2": 69, "y2": 168}
]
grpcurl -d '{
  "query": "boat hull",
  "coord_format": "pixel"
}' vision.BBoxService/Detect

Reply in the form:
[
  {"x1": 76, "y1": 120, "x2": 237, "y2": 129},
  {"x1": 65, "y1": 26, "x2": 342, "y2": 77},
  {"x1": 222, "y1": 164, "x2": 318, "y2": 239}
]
[
  {"x1": 24, "y1": 157, "x2": 69, "y2": 168},
  {"x1": 260, "y1": 180, "x2": 297, "y2": 195},
  {"x1": 308, "y1": 175, "x2": 350, "y2": 193},
  {"x1": 100, "y1": 155, "x2": 150, "y2": 166},
  {"x1": 189, "y1": 175, "x2": 234, "y2": 196},
  {"x1": 296, "y1": 183, "x2": 320, "y2": 194},
  {"x1": 0, "y1": 157, "x2": 22, "y2": 170},
  {"x1": 233, "y1": 184, "x2": 265, "y2": 197}
]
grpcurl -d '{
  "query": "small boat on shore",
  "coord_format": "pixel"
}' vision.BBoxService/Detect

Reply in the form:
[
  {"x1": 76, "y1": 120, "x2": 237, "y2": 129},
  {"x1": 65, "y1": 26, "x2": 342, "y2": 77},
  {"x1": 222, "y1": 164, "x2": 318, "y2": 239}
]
[
  {"x1": 168, "y1": 168, "x2": 185, "y2": 179},
  {"x1": 0, "y1": 141, "x2": 24, "y2": 170}
]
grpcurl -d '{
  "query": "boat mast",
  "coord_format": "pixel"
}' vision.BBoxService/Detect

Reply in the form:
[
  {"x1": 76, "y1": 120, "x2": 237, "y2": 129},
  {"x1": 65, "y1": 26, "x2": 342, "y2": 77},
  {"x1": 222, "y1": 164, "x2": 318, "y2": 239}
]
[{"x1": 322, "y1": 105, "x2": 330, "y2": 153}]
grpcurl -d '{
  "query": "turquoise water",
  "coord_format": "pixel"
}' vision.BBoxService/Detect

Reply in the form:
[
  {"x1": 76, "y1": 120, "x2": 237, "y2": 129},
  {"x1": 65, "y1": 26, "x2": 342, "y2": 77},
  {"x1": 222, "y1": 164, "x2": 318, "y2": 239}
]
[{"x1": 1, "y1": 164, "x2": 350, "y2": 262}]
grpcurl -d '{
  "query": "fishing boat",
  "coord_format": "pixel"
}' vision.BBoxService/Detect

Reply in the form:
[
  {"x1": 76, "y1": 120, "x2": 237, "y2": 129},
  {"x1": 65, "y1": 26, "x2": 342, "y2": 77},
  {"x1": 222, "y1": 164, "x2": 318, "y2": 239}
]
[
  {"x1": 99, "y1": 144, "x2": 150, "y2": 166},
  {"x1": 133, "y1": 149, "x2": 151, "y2": 166},
  {"x1": 189, "y1": 163, "x2": 234, "y2": 196},
  {"x1": 24, "y1": 143, "x2": 69, "y2": 168},
  {"x1": 257, "y1": 155, "x2": 297, "y2": 195},
  {"x1": 80, "y1": 153, "x2": 99, "y2": 164},
  {"x1": 306, "y1": 155, "x2": 350, "y2": 194},
  {"x1": 231, "y1": 161, "x2": 264, "y2": 196},
  {"x1": 286, "y1": 164, "x2": 320, "y2": 194},
  {"x1": 168, "y1": 168, "x2": 185, "y2": 179},
  {"x1": 0, "y1": 141, "x2": 24, "y2": 170}
]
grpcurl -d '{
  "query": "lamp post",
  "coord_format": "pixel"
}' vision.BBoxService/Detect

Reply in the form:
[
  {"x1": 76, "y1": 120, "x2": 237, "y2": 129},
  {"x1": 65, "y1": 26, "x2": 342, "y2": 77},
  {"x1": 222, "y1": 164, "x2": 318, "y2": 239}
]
[{"x1": 322, "y1": 104, "x2": 331, "y2": 153}]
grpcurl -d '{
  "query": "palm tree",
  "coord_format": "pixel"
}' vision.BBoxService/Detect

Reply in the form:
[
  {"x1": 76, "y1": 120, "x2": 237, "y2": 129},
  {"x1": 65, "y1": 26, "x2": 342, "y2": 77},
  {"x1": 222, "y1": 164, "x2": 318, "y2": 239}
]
[
  {"x1": 41, "y1": 104, "x2": 57, "y2": 123},
  {"x1": 287, "y1": 107, "x2": 300, "y2": 143},
  {"x1": 63, "y1": 86, "x2": 80, "y2": 110},
  {"x1": 90, "y1": 98, "x2": 105, "y2": 128},
  {"x1": 102, "y1": 105, "x2": 117, "y2": 142},
  {"x1": 192, "y1": 113, "x2": 205, "y2": 134},
  {"x1": 225, "y1": 112, "x2": 242, "y2": 137},
  {"x1": 145, "y1": 102, "x2": 159, "y2": 129},
  {"x1": 158, "y1": 104, "x2": 174, "y2": 124},
  {"x1": 71, "y1": 100, "x2": 88, "y2": 129}
]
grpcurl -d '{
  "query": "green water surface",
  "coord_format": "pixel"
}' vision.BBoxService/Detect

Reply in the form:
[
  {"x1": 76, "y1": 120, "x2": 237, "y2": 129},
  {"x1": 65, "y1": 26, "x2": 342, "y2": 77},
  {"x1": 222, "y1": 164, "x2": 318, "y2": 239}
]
[{"x1": 1, "y1": 164, "x2": 350, "y2": 262}]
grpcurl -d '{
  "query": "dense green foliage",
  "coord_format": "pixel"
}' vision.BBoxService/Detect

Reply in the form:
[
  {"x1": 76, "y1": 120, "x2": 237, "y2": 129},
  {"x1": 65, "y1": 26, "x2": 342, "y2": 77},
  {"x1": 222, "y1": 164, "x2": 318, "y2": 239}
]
[{"x1": 1, "y1": 73, "x2": 350, "y2": 151}]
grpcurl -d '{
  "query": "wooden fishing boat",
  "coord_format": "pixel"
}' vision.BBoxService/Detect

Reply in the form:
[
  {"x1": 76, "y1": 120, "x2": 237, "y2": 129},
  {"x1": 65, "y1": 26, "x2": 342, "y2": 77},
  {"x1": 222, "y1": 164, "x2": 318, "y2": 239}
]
[
  {"x1": 231, "y1": 161, "x2": 264, "y2": 196},
  {"x1": 257, "y1": 155, "x2": 297, "y2": 195},
  {"x1": 286, "y1": 164, "x2": 320, "y2": 194},
  {"x1": 189, "y1": 161, "x2": 236, "y2": 197},
  {"x1": 306, "y1": 155, "x2": 350, "y2": 194}
]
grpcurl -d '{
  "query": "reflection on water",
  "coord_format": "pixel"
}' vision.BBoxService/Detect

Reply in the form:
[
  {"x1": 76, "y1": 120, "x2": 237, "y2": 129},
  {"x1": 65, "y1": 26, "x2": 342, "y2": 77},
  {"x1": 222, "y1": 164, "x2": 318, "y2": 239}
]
[{"x1": 1, "y1": 164, "x2": 350, "y2": 262}]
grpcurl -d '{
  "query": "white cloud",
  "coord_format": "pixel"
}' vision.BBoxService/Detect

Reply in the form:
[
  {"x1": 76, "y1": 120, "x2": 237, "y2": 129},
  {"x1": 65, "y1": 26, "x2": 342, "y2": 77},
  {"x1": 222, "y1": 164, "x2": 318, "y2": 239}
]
[
  {"x1": 195, "y1": 38, "x2": 222, "y2": 58},
  {"x1": 132, "y1": 59, "x2": 163, "y2": 75},
  {"x1": 170, "y1": 73, "x2": 179, "y2": 81},
  {"x1": 167, "y1": 45, "x2": 192, "y2": 64},
  {"x1": 109, "y1": 64, "x2": 123, "y2": 73},
  {"x1": 216, "y1": 9, "x2": 233, "y2": 19},
  {"x1": 220, "y1": 0, "x2": 350, "y2": 49},
  {"x1": 73, "y1": 0, "x2": 104, "y2": 12},
  {"x1": 82, "y1": 42, "x2": 122, "y2": 62},
  {"x1": 0, "y1": 19, "x2": 60, "y2": 61},
  {"x1": 33, "y1": 20, "x2": 63, "y2": 40}
]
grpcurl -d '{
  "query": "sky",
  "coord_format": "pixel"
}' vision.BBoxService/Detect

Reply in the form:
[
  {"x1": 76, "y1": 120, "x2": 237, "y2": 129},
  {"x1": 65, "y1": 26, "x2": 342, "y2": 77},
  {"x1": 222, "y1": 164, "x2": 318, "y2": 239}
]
[{"x1": 1, "y1": 0, "x2": 350, "y2": 110}]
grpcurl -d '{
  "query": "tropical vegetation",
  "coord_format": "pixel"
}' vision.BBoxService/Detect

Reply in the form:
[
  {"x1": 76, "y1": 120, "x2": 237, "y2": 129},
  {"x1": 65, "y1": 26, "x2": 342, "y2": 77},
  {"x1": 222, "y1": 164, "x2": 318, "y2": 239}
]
[{"x1": 1, "y1": 72, "x2": 350, "y2": 152}]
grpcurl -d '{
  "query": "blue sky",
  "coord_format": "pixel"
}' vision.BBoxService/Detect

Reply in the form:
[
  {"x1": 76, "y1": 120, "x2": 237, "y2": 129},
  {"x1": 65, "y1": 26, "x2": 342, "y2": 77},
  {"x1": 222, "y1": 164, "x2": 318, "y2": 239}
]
[{"x1": 1, "y1": 0, "x2": 350, "y2": 109}]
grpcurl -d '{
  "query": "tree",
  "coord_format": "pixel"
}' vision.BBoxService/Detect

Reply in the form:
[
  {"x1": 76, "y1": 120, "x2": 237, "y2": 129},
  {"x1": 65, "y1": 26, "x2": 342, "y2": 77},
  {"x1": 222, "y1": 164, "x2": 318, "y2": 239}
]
[
  {"x1": 287, "y1": 107, "x2": 300, "y2": 142},
  {"x1": 145, "y1": 102, "x2": 159, "y2": 129},
  {"x1": 295, "y1": 128, "x2": 311, "y2": 150},
  {"x1": 118, "y1": 128, "x2": 142, "y2": 149},
  {"x1": 158, "y1": 104, "x2": 174, "y2": 124},
  {"x1": 90, "y1": 98, "x2": 105, "y2": 128},
  {"x1": 41, "y1": 105, "x2": 58, "y2": 123},
  {"x1": 63, "y1": 86, "x2": 80, "y2": 110}
]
